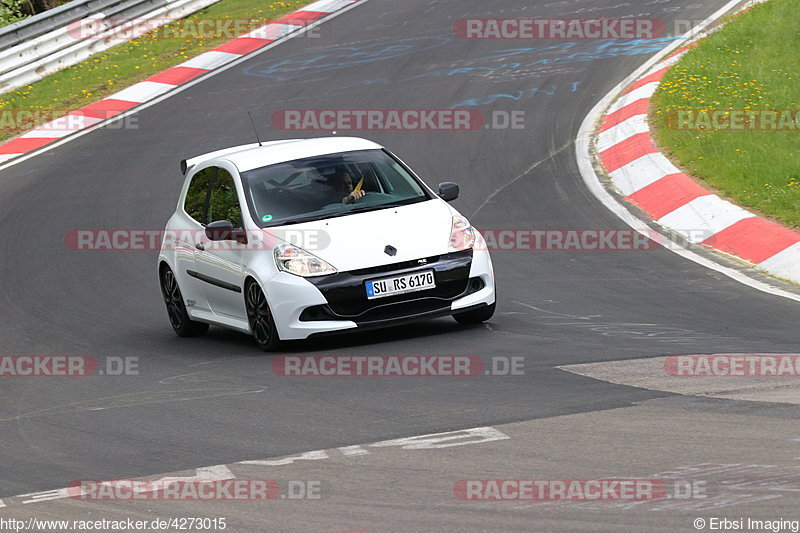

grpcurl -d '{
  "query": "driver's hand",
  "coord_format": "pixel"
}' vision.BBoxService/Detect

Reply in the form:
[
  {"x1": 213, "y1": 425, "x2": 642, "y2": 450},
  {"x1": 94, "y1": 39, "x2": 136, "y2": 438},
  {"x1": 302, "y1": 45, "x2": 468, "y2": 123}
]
[{"x1": 343, "y1": 189, "x2": 366, "y2": 203}]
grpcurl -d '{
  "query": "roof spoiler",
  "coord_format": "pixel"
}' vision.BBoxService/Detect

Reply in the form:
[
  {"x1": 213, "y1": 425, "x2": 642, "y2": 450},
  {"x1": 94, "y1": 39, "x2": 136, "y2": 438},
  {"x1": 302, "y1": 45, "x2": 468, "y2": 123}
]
[{"x1": 179, "y1": 143, "x2": 264, "y2": 176}]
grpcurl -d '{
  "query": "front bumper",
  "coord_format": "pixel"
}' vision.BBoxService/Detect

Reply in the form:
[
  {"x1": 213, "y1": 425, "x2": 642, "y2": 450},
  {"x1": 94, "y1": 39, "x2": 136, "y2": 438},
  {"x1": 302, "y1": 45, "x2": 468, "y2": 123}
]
[{"x1": 265, "y1": 247, "x2": 495, "y2": 340}]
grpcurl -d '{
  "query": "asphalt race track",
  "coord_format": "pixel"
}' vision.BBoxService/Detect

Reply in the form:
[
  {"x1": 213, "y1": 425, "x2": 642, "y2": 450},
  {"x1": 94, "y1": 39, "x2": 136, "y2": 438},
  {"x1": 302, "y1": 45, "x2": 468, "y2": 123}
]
[{"x1": 0, "y1": 0, "x2": 798, "y2": 531}]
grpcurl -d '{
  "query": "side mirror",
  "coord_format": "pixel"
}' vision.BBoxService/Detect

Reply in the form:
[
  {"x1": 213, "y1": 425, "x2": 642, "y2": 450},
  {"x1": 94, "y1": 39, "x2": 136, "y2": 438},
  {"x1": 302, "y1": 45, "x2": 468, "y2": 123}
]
[
  {"x1": 205, "y1": 220, "x2": 235, "y2": 241},
  {"x1": 438, "y1": 182, "x2": 460, "y2": 202}
]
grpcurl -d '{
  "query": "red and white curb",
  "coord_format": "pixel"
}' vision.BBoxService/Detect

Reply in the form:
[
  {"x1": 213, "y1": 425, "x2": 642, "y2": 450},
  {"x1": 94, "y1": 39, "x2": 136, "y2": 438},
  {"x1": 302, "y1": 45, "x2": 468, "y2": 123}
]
[
  {"x1": 594, "y1": 4, "x2": 800, "y2": 286},
  {"x1": 0, "y1": 0, "x2": 361, "y2": 163}
]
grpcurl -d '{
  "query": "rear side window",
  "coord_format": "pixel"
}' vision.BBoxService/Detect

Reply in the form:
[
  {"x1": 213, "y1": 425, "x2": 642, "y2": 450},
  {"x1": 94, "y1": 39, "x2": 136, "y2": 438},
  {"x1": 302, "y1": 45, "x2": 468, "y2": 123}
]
[
  {"x1": 183, "y1": 167, "x2": 242, "y2": 227},
  {"x1": 184, "y1": 168, "x2": 214, "y2": 225},
  {"x1": 208, "y1": 169, "x2": 242, "y2": 228}
]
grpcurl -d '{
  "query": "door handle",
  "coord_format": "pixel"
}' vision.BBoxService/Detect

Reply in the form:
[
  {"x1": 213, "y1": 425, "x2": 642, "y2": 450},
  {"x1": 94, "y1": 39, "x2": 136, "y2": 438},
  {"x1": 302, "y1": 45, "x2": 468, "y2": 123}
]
[{"x1": 195, "y1": 242, "x2": 205, "y2": 251}]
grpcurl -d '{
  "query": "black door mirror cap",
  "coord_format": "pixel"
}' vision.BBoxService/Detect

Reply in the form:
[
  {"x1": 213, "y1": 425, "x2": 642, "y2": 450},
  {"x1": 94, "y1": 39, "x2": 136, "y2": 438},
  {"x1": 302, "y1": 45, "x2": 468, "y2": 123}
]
[
  {"x1": 438, "y1": 182, "x2": 460, "y2": 202},
  {"x1": 205, "y1": 220, "x2": 247, "y2": 243}
]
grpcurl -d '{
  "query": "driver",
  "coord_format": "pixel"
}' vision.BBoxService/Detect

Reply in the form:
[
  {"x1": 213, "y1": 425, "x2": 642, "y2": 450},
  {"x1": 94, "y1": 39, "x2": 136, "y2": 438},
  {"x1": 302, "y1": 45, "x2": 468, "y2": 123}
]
[{"x1": 325, "y1": 168, "x2": 366, "y2": 205}]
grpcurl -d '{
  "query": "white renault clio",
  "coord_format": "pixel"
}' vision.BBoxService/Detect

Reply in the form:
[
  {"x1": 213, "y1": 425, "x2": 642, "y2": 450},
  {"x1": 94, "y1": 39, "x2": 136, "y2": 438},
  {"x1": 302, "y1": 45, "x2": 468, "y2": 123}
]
[{"x1": 158, "y1": 137, "x2": 496, "y2": 350}]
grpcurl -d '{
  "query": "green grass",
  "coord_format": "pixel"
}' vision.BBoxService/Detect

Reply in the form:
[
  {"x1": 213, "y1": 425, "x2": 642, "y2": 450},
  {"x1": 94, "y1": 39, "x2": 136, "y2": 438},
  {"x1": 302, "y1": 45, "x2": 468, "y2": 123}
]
[
  {"x1": 0, "y1": 0, "x2": 310, "y2": 141},
  {"x1": 0, "y1": 0, "x2": 27, "y2": 27},
  {"x1": 650, "y1": 0, "x2": 800, "y2": 229}
]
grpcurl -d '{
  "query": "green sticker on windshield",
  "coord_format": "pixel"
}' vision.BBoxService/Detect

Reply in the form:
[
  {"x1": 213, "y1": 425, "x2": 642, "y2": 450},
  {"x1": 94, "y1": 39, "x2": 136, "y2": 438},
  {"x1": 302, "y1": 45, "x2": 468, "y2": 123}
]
[{"x1": 262, "y1": 214, "x2": 273, "y2": 222}]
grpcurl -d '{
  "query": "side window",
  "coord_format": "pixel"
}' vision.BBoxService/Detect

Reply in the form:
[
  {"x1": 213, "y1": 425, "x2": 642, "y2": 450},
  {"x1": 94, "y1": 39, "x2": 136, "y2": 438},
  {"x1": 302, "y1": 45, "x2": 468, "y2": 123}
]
[
  {"x1": 184, "y1": 167, "x2": 214, "y2": 225},
  {"x1": 208, "y1": 168, "x2": 243, "y2": 228}
]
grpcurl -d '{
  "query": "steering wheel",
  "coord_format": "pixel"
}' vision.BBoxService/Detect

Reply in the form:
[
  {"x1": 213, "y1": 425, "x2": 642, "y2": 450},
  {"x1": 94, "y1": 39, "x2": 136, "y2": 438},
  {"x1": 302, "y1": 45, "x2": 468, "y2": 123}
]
[{"x1": 345, "y1": 191, "x2": 380, "y2": 204}]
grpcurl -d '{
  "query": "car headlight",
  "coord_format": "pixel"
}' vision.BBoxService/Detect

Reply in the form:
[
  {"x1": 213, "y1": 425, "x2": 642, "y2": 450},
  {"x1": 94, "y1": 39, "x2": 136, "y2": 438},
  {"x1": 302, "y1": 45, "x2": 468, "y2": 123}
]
[
  {"x1": 449, "y1": 216, "x2": 475, "y2": 252},
  {"x1": 274, "y1": 244, "x2": 337, "y2": 277}
]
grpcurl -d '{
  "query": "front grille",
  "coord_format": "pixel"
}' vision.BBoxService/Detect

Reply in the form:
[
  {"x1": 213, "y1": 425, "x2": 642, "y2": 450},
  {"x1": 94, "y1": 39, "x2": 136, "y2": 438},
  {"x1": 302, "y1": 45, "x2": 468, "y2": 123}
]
[
  {"x1": 301, "y1": 298, "x2": 449, "y2": 323},
  {"x1": 305, "y1": 251, "x2": 471, "y2": 317},
  {"x1": 301, "y1": 266, "x2": 485, "y2": 325}
]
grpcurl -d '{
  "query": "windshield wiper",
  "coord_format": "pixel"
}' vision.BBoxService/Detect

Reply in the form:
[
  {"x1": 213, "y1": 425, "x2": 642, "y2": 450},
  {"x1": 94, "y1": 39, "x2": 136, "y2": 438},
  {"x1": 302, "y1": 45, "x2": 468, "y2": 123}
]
[
  {"x1": 266, "y1": 208, "x2": 362, "y2": 226},
  {"x1": 265, "y1": 215, "x2": 325, "y2": 226},
  {"x1": 264, "y1": 199, "x2": 425, "y2": 227},
  {"x1": 348, "y1": 199, "x2": 420, "y2": 214}
]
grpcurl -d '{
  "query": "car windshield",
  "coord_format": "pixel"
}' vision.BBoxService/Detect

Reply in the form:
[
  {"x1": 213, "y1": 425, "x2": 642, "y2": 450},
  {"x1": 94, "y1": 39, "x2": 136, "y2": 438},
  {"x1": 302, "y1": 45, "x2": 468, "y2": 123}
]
[{"x1": 241, "y1": 149, "x2": 432, "y2": 227}]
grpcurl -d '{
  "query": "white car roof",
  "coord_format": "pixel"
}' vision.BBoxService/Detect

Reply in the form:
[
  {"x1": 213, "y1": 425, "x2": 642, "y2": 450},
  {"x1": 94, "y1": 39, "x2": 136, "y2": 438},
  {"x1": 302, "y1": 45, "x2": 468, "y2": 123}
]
[{"x1": 184, "y1": 137, "x2": 385, "y2": 174}]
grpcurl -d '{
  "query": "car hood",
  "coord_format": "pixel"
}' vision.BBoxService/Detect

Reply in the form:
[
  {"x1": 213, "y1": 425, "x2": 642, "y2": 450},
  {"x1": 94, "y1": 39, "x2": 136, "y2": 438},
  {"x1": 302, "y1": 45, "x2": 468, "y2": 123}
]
[{"x1": 267, "y1": 199, "x2": 456, "y2": 272}]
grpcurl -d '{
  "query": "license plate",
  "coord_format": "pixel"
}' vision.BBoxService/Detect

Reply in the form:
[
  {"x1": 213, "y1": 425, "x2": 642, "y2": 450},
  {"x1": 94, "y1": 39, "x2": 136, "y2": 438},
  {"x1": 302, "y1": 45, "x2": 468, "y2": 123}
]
[{"x1": 365, "y1": 270, "x2": 436, "y2": 299}]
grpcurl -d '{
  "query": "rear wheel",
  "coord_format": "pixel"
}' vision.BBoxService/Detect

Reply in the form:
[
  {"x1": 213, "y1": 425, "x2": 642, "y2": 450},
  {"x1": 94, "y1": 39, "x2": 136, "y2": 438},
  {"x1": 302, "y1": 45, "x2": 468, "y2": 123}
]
[
  {"x1": 245, "y1": 280, "x2": 281, "y2": 351},
  {"x1": 160, "y1": 267, "x2": 209, "y2": 337},
  {"x1": 453, "y1": 302, "x2": 496, "y2": 325}
]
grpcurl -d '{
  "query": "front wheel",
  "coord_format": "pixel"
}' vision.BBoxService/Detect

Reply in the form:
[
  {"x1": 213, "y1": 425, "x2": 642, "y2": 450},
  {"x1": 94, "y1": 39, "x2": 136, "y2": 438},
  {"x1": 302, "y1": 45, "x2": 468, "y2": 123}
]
[
  {"x1": 160, "y1": 267, "x2": 209, "y2": 337},
  {"x1": 245, "y1": 280, "x2": 281, "y2": 351},
  {"x1": 453, "y1": 302, "x2": 496, "y2": 325}
]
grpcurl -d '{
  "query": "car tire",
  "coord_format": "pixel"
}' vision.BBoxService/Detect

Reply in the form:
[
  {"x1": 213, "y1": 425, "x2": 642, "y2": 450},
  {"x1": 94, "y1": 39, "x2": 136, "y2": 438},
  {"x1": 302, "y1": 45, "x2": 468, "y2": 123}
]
[
  {"x1": 160, "y1": 266, "x2": 209, "y2": 337},
  {"x1": 245, "y1": 280, "x2": 281, "y2": 351},
  {"x1": 453, "y1": 302, "x2": 496, "y2": 325}
]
